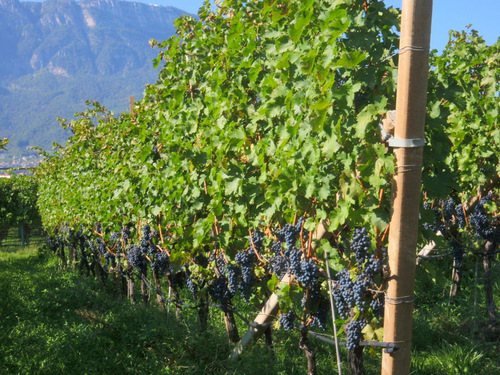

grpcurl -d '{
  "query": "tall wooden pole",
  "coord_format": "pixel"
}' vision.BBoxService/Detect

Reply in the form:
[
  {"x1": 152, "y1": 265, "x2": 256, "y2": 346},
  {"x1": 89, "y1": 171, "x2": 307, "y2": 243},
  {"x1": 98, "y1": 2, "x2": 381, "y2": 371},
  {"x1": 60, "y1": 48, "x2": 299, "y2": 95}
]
[{"x1": 381, "y1": 1, "x2": 432, "y2": 374}]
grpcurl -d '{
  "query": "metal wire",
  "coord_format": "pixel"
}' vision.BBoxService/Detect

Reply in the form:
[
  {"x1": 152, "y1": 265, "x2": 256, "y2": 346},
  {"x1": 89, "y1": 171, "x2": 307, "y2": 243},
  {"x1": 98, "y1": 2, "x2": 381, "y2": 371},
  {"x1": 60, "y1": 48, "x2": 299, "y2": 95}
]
[{"x1": 385, "y1": 294, "x2": 415, "y2": 305}]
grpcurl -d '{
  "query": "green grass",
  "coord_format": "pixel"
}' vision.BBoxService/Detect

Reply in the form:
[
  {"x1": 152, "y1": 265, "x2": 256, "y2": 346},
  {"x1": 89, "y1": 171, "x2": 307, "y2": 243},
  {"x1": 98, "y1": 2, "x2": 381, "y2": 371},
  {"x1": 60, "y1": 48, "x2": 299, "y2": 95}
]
[{"x1": 0, "y1": 242, "x2": 498, "y2": 374}]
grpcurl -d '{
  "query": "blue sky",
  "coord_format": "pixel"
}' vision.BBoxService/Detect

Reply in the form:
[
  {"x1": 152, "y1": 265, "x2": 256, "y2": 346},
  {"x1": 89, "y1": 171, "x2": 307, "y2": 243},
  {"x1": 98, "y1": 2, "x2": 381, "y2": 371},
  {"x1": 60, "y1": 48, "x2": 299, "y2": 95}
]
[{"x1": 162, "y1": 0, "x2": 499, "y2": 52}]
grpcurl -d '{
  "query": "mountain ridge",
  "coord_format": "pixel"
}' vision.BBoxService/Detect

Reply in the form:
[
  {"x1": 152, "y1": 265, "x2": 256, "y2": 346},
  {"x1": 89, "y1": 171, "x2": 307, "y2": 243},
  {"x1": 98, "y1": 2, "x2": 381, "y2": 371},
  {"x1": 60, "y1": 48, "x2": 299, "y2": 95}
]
[{"x1": 0, "y1": 0, "x2": 191, "y2": 158}]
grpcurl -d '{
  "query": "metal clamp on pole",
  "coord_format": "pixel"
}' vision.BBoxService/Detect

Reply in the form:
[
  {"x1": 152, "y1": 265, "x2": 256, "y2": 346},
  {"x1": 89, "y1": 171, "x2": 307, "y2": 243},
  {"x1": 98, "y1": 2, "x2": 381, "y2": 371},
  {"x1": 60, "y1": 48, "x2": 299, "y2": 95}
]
[{"x1": 387, "y1": 137, "x2": 425, "y2": 148}]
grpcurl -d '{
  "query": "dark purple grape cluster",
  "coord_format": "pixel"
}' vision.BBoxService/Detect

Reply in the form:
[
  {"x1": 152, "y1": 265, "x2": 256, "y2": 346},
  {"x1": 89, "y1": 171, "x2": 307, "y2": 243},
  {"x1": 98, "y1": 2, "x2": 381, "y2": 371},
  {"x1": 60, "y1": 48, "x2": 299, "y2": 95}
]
[
  {"x1": 249, "y1": 230, "x2": 264, "y2": 252},
  {"x1": 423, "y1": 204, "x2": 446, "y2": 233},
  {"x1": 351, "y1": 227, "x2": 371, "y2": 268},
  {"x1": 185, "y1": 271, "x2": 198, "y2": 297},
  {"x1": 193, "y1": 254, "x2": 209, "y2": 268},
  {"x1": 95, "y1": 223, "x2": 102, "y2": 234},
  {"x1": 269, "y1": 255, "x2": 288, "y2": 279},
  {"x1": 353, "y1": 274, "x2": 371, "y2": 313},
  {"x1": 287, "y1": 248, "x2": 303, "y2": 276},
  {"x1": 364, "y1": 254, "x2": 382, "y2": 275},
  {"x1": 96, "y1": 238, "x2": 106, "y2": 255},
  {"x1": 333, "y1": 269, "x2": 354, "y2": 319},
  {"x1": 216, "y1": 255, "x2": 227, "y2": 274},
  {"x1": 470, "y1": 196, "x2": 497, "y2": 241},
  {"x1": 275, "y1": 217, "x2": 307, "y2": 250},
  {"x1": 121, "y1": 224, "x2": 131, "y2": 244},
  {"x1": 238, "y1": 280, "x2": 253, "y2": 302},
  {"x1": 47, "y1": 236, "x2": 60, "y2": 252},
  {"x1": 442, "y1": 198, "x2": 455, "y2": 220},
  {"x1": 235, "y1": 249, "x2": 257, "y2": 268},
  {"x1": 140, "y1": 224, "x2": 157, "y2": 256},
  {"x1": 370, "y1": 294, "x2": 384, "y2": 318},
  {"x1": 208, "y1": 276, "x2": 232, "y2": 304},
  {"x1": 110, "y1": 231, "x2": 120, "y2": 243},
  {"x1": 226, "y1": 264, "x2": 241, "y2": 295},
  {"x1": 151, "y1": 230, "x2": 159, "y2": 240},
  {"x1": 279, "y1": 310, "x2": 296, "y2": 331},
  {"x1": 271, "y1": 240, "x2": 282, "y2": 256},
  {"x1": 346, "y1": 318, "x2": 367, "y2": 351},
  {"x1": 235, "y1": 250, "x2": 257, "y2": 301},
  {"x1": 455, "y1": 203, "x2": 466, "y2": 229},
  {"x1": 128, "y1": 244, "x2": 147, "y2": 274},
  {"x1": 309, "y1": 297, "x2": 330, "y2": 330},
  {"x1": 76, "y1": 225, "x2": 87, "y2": 250},
  {"x1": 297, "y1": 259, "x2": 318, "y2": 286},
  {"x1": 302, "y1": 280, "x2": 321, "y2": 310},
  {"x1": 142, "y1": 224, "x2": 151, "y2": 241},
  {"x1": 152, "y1": 251, "x2": 170, "y2": 273}
]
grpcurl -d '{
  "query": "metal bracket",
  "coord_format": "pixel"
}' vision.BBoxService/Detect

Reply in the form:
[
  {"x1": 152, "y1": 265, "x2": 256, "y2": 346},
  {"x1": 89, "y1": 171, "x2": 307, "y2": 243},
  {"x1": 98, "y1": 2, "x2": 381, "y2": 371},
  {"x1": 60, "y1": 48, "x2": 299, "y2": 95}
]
[
  {"x1": 387, "y1": 137, "x2": 425, "y2": 148},
  {"x1": 382, "y1": 342, "x2": 399, "y2": 354}
]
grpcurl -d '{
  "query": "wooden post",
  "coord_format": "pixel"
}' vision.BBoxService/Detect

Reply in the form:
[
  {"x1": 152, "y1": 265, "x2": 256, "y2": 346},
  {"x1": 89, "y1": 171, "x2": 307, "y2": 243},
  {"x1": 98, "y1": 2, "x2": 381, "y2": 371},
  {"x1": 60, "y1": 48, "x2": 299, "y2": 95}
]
[
  {"x1": 381, "y1": 1, "x2": 432, "y2": 374},
  {"x1": 129, "y1": 96, "x2": 135, "y2": 113},
  {"x1": 229, "y1": 286, "x2": 283, "y2": 361}
]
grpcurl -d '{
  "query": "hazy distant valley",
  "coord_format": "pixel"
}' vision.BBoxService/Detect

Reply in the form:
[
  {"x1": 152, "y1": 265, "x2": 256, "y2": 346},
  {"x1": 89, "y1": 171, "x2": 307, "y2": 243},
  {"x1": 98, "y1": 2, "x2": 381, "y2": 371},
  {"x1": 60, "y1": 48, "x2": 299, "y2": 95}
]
[{"x1": 0, "y1": 0, "x2": 191, "y2": 160}]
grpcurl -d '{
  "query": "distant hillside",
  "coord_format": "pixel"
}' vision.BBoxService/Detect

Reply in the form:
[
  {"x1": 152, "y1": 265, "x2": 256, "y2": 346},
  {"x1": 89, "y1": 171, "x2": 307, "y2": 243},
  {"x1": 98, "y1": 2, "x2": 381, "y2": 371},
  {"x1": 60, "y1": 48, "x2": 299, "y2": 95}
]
[{"x1": 0, "y1": 0, "x2": 192, "y2": 157}]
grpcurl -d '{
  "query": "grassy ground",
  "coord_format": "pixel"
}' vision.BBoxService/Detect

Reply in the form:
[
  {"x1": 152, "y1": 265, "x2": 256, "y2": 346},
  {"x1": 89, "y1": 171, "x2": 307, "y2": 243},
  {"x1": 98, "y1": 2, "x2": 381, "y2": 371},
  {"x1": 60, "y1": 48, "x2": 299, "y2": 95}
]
[{"x1": 0, "y1": 242, "x2": 498, "y2": 374}]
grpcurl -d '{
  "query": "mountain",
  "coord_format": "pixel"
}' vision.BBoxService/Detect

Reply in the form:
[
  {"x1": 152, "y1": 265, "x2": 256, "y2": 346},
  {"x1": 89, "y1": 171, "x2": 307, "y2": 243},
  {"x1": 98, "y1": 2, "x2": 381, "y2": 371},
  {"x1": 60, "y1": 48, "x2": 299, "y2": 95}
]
[{"x1": 0, "y1": 0, "x2": 192, "y2": 158}]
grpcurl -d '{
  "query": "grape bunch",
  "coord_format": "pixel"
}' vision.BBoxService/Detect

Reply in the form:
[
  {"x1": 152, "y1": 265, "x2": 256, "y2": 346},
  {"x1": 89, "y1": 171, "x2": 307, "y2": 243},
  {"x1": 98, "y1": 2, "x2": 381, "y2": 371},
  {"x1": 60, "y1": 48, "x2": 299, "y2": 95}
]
[
  {"x1": 423, "y1": 203, "x2": 446, "y2": 233},
  {"x1": 235, "y1": 250, "x2": 257, "y2": 301},
  {"x1": 152, "y1": 251, "x2": 170, "y2": 273},
  {"x1": 226, "y1": 264, "x2": 241, "y2": 295},
  {"x1": 271, "y1": 240, "x2": 282, "y2": 256},
  {"x1": 140, "y1": 224, "x2": 157, "y2": 256},
  {"x1": 151, "y1": 229, "x2": 159, "y2": 240},
  {"x1": 333, "y1": 269, "x2": 354, "y2": 319},
  {"x1": 208, "y1": 276, "x2": 232, "y2": 305},
  {"x1": 470, "y1": 195, "x2": 497, "y2": 242},
  {"x1": 275, "y1": 217, "x2": 307, "y2": 250},
  {"x1": 287, "y1": 248, "x2": 303, "y2": 276},
  {"x1": 302, "y1": 280, "x2": 321, "y2": 310},
  {"x1": 309, "y1": 297, "x2": 330, "y2": 330},
  {"x1": 110, "y1": 231, "x2": 120, "y2": 243},
  {"x1": 127, "y1": 244, "x2": 147, "y2": 274},
  {"x1": 279, "y1": 310, "x2": 296, "y2": 331},
  {"x1": 121, "y1": 224, "x2": 131, "y2": 245},
  {"x1": 249, "y1": 230, "x2": 264, "y2": 252},
  {"x1": 142, "y1": 224, "x2": 151, "y2": 241},
  {"x1": 442, "y1": 198, "x2": 455, "y2": 220},
  {"x1": 346, "y1": 318, "x2": 367, "y2": 351},
  {"x1": 95, "y1": 223, "x2": 102, "y2": 234},
  {"x1": 269, "y1": 255, "x2": 288, "y2": 279},
  {"x1": 297, "y1": 259, "x2": 318, "y2": 286},
  {"x1": 364, "y1": 254, "x2": 382, "y2": 275},
  {"x1": 370, "y1": 294, "x2": 384, "y2": 318},
  {"x1": 351, "y1": 227, "x2": 371, "y2": 268},
  {"x1": 455, "y1": 203, "x2": 466, "y2": 229},
  {"x1": 353, "y1": 274, "x2": 372, "y2": 313},
  {"x1": 185, "y1": 270, "x2": 198, "y2": 297},
  {"x1": 95, "y1": 238, "x2": 106, "y2": 255},
  {"x1": 216, "y1": 254, "x2": 227, "y2": 274},
  {"x1": 193, "y1": 254, "x2": 209, "y2": 268}
]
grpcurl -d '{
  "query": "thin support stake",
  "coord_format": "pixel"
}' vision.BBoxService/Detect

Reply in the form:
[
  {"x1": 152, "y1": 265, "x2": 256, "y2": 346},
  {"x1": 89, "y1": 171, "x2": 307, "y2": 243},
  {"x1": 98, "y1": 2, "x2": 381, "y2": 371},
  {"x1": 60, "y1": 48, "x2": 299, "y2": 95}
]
[
  {"x1": 473, "y1": 257, "x2": 479, "y2": 332},
  {"x1": 325, "y1": 249, "x2": 342, "y2": 375}
]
